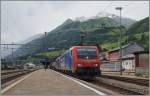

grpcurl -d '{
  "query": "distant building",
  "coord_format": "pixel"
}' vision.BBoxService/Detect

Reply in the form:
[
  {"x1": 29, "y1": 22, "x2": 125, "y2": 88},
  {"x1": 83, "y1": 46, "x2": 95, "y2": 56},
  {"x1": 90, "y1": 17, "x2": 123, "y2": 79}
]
[
  {"x1": 134, "y1": 51, "x2": 149, "y2": 77},
  {"x1": 101, "y1": 51, "x2": 149, "y2": 77},
  {"x1": 107, "y1": 42, "x2": 144, "y2": 61},
  {"x1": 101, "y1": 42, "x2": 144, "y2": 73}
]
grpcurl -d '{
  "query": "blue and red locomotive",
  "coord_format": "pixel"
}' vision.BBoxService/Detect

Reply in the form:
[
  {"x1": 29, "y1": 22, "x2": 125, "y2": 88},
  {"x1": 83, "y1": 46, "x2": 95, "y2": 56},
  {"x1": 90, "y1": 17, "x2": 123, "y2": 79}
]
[{"x1": 54, "y1": 46, "x2": 101, "y2": 78}]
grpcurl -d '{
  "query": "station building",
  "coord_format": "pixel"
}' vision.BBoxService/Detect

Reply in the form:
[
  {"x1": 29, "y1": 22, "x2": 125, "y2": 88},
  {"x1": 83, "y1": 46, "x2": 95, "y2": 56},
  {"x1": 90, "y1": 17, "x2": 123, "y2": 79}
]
[
  {"x1": 134, "y1": 51, "x2": 149, "y2": 77},
  {"x1": 101, "y1": 42, "x2": 149, "y2": 77},
  {"x1": 107, "y1": 42, "x2": 144, "y2": 61}
]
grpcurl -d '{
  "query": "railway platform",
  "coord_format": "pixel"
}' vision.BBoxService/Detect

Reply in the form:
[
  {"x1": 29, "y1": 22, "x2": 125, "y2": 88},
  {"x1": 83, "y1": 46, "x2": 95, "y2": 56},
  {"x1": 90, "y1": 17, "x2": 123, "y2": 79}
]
[{"x1": 2, "y1": 69, "x2": 107, "y2": 96}]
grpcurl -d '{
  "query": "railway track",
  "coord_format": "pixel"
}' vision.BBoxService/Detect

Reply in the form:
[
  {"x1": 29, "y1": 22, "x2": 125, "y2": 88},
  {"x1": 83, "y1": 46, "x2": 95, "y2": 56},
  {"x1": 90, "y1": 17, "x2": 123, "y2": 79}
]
[
  {"x1": 51, "y1": 69, "x2": 149, "y2": 95},
  {"x1": 75, "y1": 75, "x2": 148, "y2": 95},
  {"x1": 2, "y1": 70, "x2": 25, "y2": 75},
  {"x1": 89, "y1": 79, "x2": 142, "y2": 95},
  {"x1": 1, "y1": 69, "x2": 38, "y2": 85},
  {"x1": 92, "y1": 77, "x2": 148, "y2": 95},
  {"x1": 101, "y1": 75, "x2": 149, "y2": 86}
]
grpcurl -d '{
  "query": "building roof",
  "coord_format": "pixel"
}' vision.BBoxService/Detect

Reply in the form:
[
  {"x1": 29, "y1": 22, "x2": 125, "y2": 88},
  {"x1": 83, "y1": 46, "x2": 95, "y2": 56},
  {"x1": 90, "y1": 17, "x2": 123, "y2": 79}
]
[
  {"x1": 134, "y1": 51, "x2": 149, "y2": 54},
  {"x1": 108, "y1": 42, "x2": 141, "y2": 52}
]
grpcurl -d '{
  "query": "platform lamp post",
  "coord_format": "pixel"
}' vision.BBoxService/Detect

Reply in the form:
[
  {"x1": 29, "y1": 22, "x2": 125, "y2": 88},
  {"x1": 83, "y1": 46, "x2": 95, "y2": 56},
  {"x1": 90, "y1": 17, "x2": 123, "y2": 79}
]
[
  {"x1": 0, "y1": 26, "x2": 2, "y2": 68},
  {"x1": 116, "y1": 7, "x2": 123, "y2": 75}
]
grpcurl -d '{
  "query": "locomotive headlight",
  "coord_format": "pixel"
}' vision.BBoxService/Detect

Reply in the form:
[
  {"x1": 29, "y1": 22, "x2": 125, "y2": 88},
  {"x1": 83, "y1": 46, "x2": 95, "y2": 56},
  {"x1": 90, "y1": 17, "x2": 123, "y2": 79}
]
[
  {"x1": 77, "y1": 64, "x2": 83, "y2": 67},
  {"x1": 94, "y1": 64, "x2": 98, "y2": 67}
]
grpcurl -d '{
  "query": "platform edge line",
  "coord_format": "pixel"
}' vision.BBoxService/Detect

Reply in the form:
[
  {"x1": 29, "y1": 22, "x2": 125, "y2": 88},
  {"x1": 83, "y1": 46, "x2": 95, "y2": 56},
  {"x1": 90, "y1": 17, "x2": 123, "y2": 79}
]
[
  {"x1": 51, "y1": 70, "x2": 106, "y2": 96},
  {"x1": 1, "y1": 71, "x2": 34, "y2": 94}
]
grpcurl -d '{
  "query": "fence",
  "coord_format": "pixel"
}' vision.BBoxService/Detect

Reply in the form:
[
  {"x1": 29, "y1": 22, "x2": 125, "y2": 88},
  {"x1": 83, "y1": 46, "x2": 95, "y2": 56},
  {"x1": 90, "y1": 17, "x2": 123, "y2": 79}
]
[{"x1": 100, "y1": 61, "x2": 121, "y2": 72}]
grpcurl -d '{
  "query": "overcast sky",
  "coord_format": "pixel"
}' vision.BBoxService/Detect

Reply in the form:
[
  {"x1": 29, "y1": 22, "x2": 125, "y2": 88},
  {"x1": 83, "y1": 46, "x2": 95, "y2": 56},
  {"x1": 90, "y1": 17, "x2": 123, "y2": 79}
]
[{"x1": 1, "y1": 1, "x2": 149, "y2": 43}]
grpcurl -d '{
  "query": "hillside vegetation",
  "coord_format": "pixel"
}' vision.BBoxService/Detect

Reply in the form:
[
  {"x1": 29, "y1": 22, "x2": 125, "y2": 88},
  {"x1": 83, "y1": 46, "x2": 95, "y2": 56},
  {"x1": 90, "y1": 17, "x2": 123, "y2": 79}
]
[
  {"x1": 11, "y1": 15, "x2": 149, "y2": 60},
  {"x1": 127, "y1": 17, "x2": 149, "y2": 51}
]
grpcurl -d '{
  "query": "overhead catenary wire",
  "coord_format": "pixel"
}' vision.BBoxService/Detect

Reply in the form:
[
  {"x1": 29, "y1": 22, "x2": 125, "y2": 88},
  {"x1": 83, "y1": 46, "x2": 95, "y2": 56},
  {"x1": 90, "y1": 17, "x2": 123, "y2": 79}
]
[
  {"x1": 122, "y1": 1, "x2": 135, "y2": 11},
  {"x1": 101, "y1": 1, "x2": 134, "y2": 15},
  {"x1": 101, "y1": 1, "x2": 113, "y2": 13}
]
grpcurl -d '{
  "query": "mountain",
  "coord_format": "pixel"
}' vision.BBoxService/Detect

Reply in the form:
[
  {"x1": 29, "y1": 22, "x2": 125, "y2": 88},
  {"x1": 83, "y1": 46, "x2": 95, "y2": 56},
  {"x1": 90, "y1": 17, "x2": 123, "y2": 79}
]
[
  {"x1": 7, "y1": 12, "x2": 146, "y2": 60},
  {"x1": 1, "y1": 40, "x2": 10, "y2": 59},
  {"x1": 95, "y1": 12, "x2": 118, "y2": 18},
  {"x1": 53, "y1": 12, "x2": 135, "y2": 33},
  {"x1": 4, "y1": 34, "x2": 43, "y2": 59},
  {"x1": 98, "y1": 12, "x2": 136, "y2": 28},
  {"x1": 74, "y1": 12, "x2": 136, "y2": 28},
  {"x1": 75, "y1": 16, "x2": 87, "y2": 22},
  {"x1": 128, "y1": 17, "x2": 149, "y2": 35},
  {"x1": 18, "y1": 33, "x2": 43, "y2": 44},
  {"x1": 127, "y1": 17, "x2": 149, "y2": 50}
]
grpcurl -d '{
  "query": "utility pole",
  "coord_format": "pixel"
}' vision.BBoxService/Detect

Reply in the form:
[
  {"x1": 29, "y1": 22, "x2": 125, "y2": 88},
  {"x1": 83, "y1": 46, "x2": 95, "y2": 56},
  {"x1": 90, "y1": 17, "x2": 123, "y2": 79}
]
[
  {"x1": 11, "y1": 47, "x2": 14, "y2": 67},
  {"x1": 126, "y1": 31, "x2": 128, "y2": 44},
  {"x1": 0, "y1": 31, "x2": 2, "y2": 70},
  {"x1": 116, "y1": 7, "x2": 123, "y2": 75},
  {"x1": 45, "y1": 32, "x2": 47, "y2": 51},
  {"x1": 0, "y1": 25, "x2": 2, "y2": 69}
]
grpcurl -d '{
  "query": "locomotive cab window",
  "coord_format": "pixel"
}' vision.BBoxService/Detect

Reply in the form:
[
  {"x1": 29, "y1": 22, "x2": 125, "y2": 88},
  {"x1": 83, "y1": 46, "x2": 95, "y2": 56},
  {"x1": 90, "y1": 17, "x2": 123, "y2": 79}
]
[{"x1": 77, "y1": 48, "x2": 97, "y2": 59}]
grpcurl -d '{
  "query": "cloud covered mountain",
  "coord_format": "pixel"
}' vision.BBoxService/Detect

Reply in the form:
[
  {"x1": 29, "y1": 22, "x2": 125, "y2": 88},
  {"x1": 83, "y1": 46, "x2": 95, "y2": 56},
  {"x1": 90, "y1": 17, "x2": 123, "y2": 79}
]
[{"x1": 6, "y1": 12, "x2": 142, "y2": 59}]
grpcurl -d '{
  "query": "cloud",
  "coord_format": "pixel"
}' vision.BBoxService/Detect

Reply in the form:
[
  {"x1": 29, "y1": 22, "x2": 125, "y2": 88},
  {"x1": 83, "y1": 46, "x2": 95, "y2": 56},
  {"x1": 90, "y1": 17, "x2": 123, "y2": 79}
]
[{"x1": 1, "y1": 1, "x2": 149, "y2": 43}]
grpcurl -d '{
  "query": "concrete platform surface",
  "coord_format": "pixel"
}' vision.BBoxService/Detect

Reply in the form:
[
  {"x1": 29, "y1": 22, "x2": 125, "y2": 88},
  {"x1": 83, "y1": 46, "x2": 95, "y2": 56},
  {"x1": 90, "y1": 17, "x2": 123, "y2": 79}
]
[{"x1": 2, "y1": 69, "x2": 105, "y2": 95}]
